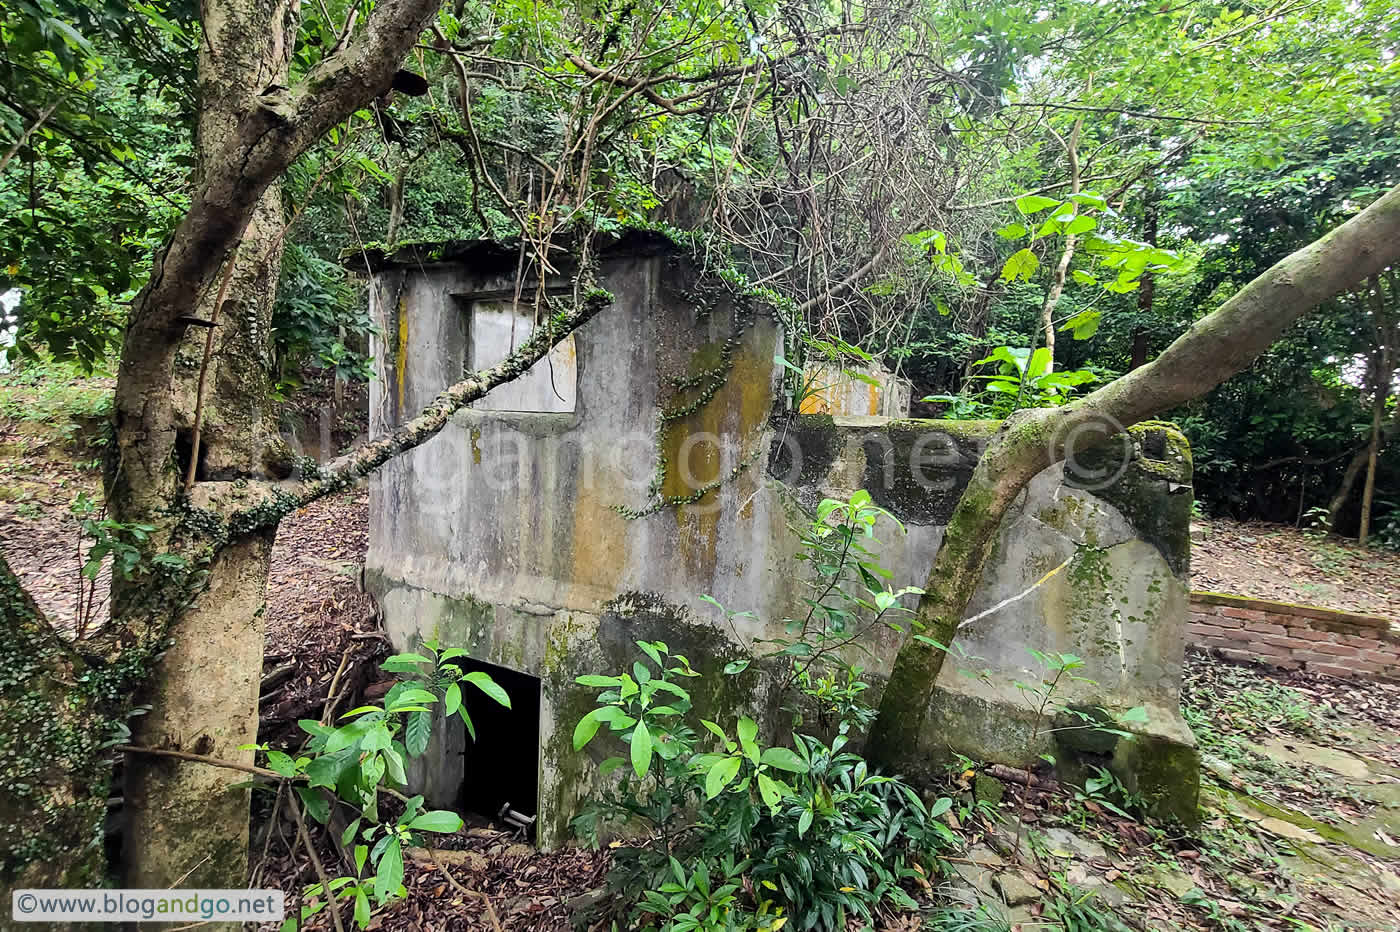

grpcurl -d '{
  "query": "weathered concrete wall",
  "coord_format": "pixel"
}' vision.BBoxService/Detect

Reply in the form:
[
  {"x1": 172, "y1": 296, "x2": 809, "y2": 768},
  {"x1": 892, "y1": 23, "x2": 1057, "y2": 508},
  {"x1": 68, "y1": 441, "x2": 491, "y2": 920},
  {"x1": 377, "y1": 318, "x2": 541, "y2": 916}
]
[{"x1": 365, "y1": 239, "x2": 1200, "y2": 843}]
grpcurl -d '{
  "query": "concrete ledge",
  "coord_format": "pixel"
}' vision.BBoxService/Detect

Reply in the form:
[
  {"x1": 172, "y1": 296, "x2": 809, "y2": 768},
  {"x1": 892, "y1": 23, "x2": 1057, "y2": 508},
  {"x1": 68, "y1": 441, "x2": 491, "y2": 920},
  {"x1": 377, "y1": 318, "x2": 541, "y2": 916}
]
[{"x1": 1188, "y1": 591, "x2": 1400, "y2": 680}]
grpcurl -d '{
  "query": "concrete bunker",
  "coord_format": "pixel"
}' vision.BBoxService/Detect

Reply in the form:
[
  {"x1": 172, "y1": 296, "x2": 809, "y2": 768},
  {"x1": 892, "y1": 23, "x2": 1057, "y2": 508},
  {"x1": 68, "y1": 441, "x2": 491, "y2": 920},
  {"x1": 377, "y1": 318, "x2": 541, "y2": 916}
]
[{"x1": 360, "y1": 232, "x2": 1201, "y2": 846}]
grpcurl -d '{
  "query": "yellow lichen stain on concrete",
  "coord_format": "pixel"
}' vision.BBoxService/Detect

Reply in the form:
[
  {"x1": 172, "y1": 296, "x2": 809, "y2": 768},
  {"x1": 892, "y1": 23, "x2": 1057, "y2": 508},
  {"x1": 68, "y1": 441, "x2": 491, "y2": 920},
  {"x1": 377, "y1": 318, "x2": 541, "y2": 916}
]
[
  {"x1": 470, "y1": 426, "x2": 483, "y2": 465},
  {"x1": 568, "y1": 480, "x2": 628, "y2": 603},
  {"x1": 395, "y1": 298, "x2": 409, "y2": 415},
  {"x1": 663, "y1": 327, "x2": 776, "y2": 578}
]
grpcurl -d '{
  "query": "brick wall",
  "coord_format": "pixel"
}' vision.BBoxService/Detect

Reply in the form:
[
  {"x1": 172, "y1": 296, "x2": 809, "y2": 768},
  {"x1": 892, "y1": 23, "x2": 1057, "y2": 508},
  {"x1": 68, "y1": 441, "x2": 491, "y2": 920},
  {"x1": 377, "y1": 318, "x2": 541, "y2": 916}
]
[{"x1": 1188, "y1": 591, "x2": 1400, "y2": 680}]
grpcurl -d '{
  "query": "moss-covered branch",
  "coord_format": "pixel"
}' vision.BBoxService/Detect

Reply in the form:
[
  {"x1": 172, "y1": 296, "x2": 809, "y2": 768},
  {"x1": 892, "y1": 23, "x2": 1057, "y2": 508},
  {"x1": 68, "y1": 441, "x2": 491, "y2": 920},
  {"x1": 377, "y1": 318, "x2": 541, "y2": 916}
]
[
  {"x1": 225, "y1": 288, "x2": 614, "y2": 534},
  {"x1": 869, "y1": 181, "x2": 1400, "y2": 776}
]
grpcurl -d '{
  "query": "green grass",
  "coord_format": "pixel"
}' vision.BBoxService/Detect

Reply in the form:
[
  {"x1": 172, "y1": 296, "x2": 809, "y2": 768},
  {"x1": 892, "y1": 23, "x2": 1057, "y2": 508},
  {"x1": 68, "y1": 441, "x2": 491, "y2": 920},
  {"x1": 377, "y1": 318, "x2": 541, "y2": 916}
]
[{"x1": 0, "y1": 357, "x2": 115, "y2": 430}]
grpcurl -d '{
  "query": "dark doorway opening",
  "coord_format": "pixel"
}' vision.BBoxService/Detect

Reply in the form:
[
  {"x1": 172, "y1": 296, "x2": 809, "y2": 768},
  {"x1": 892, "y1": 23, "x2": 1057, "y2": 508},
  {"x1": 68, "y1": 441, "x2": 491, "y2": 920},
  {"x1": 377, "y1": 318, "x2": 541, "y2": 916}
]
[{"x1": 448, "y1": 657, "x2": 540, "y2": 844}]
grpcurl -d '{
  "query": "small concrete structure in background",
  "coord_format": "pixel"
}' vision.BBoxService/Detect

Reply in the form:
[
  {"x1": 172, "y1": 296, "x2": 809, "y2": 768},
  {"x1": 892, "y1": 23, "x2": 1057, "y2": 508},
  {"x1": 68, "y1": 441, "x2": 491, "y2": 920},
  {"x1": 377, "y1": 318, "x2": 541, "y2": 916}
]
[
  {"x1": 360, "y1": 232, "x2": 1200, "y2": 845},
  {"x1": 798, "y1": 364, "x2": 912, "y2": 418}
]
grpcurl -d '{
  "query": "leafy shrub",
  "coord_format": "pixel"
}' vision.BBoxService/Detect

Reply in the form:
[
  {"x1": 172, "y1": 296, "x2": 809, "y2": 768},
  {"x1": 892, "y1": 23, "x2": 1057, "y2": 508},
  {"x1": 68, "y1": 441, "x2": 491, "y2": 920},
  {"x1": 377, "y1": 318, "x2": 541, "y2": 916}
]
[
  {"x1": 571, "y1": 492, "x2": 957, "y2": 930},
  {"x1": 253, "y1": 639, "x2": 511, "y2": 930}
]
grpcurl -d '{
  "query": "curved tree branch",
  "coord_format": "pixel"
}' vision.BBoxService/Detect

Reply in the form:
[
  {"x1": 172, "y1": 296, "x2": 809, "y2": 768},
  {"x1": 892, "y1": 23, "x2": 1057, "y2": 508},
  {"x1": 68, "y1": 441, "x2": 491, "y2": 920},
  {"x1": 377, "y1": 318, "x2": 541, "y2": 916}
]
[
  {"x1": 129, "y1": 0, "x2": 445, "y2": 343},
  {"x1": 869, "y1": 181, "x2": 1400, "y2": 775}
]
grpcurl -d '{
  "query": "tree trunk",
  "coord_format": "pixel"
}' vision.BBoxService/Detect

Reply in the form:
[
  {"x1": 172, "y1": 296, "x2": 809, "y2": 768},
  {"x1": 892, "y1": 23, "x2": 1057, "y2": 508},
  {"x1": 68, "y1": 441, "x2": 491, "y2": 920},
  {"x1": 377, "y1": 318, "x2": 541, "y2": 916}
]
[
  {"x1": 1129, "y1": 175, "x2": 1159, "y2": 371},
  {"x1": 1328, "y1": 447, "x2": 1368, "y2": 531},
  {"x1": 1359, "y1": 274, "x2": 1395, "y2": 548},
  {"x1": 0, "y1": 0, "x2": 447, "y2": 903},
  {"x1": 116, "y1": 0, "x2": 294, "y2": 893},
  {"x1": 1037, "y1": 120, "x2": 1083, "y2": 372},
  {"x1": 868, "y1": 181, "x2": 1400, "y2": 776},
  {"x1": 1360, "y1": 396, "x2": 1382, "y2": 547}
]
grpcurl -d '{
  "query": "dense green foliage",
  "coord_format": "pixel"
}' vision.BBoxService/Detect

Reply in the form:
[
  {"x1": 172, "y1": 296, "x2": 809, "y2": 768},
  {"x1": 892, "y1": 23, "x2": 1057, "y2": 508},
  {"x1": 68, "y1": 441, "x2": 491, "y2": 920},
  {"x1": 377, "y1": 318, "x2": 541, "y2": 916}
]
[
  {"x1": 1, "y1": 1, "x2": 1397, "y2": 518},
  {"x1": 572, "y1": 494, "x2": 956, "y2": 930}
]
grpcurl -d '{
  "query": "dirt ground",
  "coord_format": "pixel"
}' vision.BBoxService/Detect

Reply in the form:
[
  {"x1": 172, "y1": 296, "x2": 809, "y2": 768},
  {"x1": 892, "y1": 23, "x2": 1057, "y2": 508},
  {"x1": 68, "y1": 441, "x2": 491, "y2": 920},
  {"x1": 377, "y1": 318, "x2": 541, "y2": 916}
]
[{"x1": 1191, "y1": 518, "x2": 1400, "y2": 621}]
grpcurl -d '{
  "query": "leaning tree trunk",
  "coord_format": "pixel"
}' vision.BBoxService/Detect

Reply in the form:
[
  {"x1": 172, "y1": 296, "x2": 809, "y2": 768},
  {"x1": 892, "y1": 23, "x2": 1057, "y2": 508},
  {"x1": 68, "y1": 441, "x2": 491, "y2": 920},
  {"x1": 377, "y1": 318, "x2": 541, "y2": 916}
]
[
  {"x1": 0, "y1": 0, "x2": 447, "y2": 908},
  {"x1": 117, "y1": 0, "x2": 294, "y2": 892},
  {"x1": 868, "y1": 181, "x2": 1400, "y2": 775},
  {"x1": 1358, "y1": 275, "x2": 1395, "y2": 549},
  {"x1": 1037, "y1": 119, "x2": 1082, "y2": 372}
]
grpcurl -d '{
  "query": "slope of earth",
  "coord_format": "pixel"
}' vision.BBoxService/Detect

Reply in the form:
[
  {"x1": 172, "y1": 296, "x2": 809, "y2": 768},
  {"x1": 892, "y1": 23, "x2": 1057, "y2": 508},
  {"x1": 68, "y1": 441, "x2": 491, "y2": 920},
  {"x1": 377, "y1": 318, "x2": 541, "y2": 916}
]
[{"x1": 1191, "y1": 518, "x2": 1400, "y2": 621}]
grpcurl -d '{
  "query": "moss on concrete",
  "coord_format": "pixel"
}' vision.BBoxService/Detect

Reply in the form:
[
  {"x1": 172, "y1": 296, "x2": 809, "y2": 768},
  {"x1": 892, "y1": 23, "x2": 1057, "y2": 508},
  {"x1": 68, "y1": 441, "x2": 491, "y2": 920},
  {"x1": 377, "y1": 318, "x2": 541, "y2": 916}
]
[
  {"x1": 1066, "y1": 422, "x2": 1193, "y2": 577},
  {"x1": 1112, "y1": 730, "x2": 1202, "y2": 828},
  {"x1": 861, "y1": 419, "x2": 994, "y2": 525}
]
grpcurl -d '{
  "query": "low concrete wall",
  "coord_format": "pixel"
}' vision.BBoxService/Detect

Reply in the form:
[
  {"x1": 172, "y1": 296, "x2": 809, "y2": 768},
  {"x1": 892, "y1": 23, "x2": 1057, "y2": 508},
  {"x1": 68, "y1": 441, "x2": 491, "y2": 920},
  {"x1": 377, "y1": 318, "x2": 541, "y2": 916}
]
[{"x1": 1187, "y1": 592, "x2": 1400, "y2": 679}]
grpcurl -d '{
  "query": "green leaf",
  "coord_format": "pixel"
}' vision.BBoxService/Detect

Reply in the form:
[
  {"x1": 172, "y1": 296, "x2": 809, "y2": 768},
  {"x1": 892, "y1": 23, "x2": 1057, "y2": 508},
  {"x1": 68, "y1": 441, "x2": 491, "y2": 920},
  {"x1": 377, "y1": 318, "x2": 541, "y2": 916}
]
[
  {"x1": 798, "y1": 808, "x2": 813, "y2": 837},
  {"x1": 354, "y1": 887, "x2": 370, "y2": 928},
  {"x1": 630, "y1": 719, "x2": 653, "y2": 779},
  {"x1": 1120, "y1": 705, "x2": 1149, "y2": 725},
  {"x1": 736, "y1": 717, "x2": 760, "y2": 764},
  {"x1": 1065, "y1": 215, "x2": 1097, "y2": 236},
  {"x1": 575, "y1": 675, "x2": 622, "y2": 687},
  {"x1": 759, "y1": 747, "x2": 809, "y2": 773},
  {"x1": 1015, "y1": 194, "x2": 1060, "y2": 215},
  {"x1": 1060, "y1": 310, "x2": 1102, "y2": 340},
  {"x1": 405, "y1": 709, "x2": 432, "y2": 758},
  {"x1": 382, "y1": 652, "x2": 432, "y2": 669},
  {"x1": 341, "y1": 818, "x2": 361, "y2": 847},
  {"x1": 296, "y1": 787, "x2": 330, "y2": 825},
  {"x1": 443, "y1": 682, "x2": 462, "y2": 716},
  {"x1": 374, "y1": 838, "x2": 403, "y2": 904},
  {"x1": 705, "y1": 756, "x2": 743, "y2": 799},
  {"x1": 463, "y1": 672, "x2": 510, "y2": 708},
  {"x1": 700, "y1": 720, "x2": 728, "y2": 743},
  {"x1": 756, "y1": 772, "x2": 783, "y2": 812},
  {"x1": 722, "y1": 659, "x2": 750, "y2": 675},
  {"x1": 265, "y1": 750, "x2": 297, "y2": 778},
  {"x1": 408, "y1": 810, "x2": 464, "y2": 833},
  {"x1": 573, "y1": 709, "x2": 604, "y2": 750},
  {"x1": 996, "y1": 222, "x2": 1028, "y2": 239},
  {"x1": 636, "y1": 640, "x2": 663, "y2": 666},
  {"x1": 1000, "y1": 248, "x2": 1039, "y2": 282}
]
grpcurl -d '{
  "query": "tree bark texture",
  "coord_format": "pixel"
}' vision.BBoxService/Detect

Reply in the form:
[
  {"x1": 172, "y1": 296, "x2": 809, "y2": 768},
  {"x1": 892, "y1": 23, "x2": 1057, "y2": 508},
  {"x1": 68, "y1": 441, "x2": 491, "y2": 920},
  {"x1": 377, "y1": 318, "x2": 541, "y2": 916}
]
[
  {"x1": 868, "y1": 182, "x2": 1400, "y2": 776},
  {"x1": 1358, "y1": 274, "x2": 1395, "y2": 548},
  {"x1": 1, "y1": 0, "x2": 448, "y2": 904}
]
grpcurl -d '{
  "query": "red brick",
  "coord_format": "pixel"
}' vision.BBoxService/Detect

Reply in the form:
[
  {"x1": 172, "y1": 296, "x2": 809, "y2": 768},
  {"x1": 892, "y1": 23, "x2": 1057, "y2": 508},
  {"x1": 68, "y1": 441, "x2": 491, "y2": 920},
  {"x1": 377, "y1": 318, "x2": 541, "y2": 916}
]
[
  {"x1": 1293, "y1": 650, "x2": 1353, "y2": 664},
  {"x1": 1218, "y1": 648, "x2": 1265, "y2": 664},
  {"x1": 1307, "y1": 662, "x2": 1361, "y2": 677},
  {"x1": 1340, "y1": 634, "x2": 1380, "y2": 648},
  {"x1": 1243, "y1": 622, "x2": 1288, "y2": 636},
  {"x1": 1361, "y1": 649, "x2": 1400, "y2": 665},
  {"x1": 1310, "y1": 642, "x2": 1359, "y2": 657},
  {"x1": 1256, "y1": 634, "x2": 1317, "y2": 651},
  {"x1": 1188, "y1": 623, "x2": 1229, "y2": 638},
  {"x1": 1223, "y1": 607, "x2": 1269, "y2": 621},
  {"x1": 1287, "y1": 627, "x2": 1335, "y2": 642}
]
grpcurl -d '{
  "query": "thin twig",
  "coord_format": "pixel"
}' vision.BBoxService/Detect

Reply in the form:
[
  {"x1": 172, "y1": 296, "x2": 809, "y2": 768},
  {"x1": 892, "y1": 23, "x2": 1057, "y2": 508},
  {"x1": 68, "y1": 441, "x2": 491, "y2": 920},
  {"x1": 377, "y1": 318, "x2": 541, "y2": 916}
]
[
  {"x1": 291, "y1": 791, "x2": 346, "y2": 932},
  {"x1": 419, "y1": 849, "x2": 504, "y2": 932}
]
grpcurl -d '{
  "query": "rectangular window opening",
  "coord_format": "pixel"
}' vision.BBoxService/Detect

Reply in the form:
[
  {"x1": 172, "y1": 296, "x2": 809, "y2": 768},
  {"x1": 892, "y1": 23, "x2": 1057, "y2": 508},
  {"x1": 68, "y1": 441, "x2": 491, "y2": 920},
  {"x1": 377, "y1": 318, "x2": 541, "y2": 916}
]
[{"x1": 455, "y1": 294, "x2": 577, "y2": 413}]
